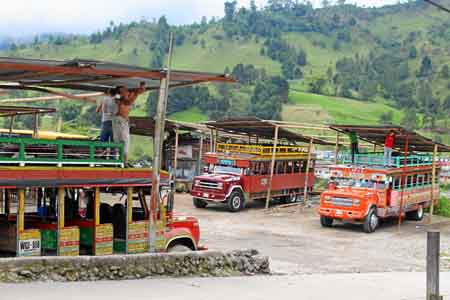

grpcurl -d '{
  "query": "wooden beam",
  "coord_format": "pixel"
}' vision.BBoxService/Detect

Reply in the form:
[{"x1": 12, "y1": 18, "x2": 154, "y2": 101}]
[
  {"x1": 150, "y1": 33, "x2": 174, "y2": 253},
  {"x1": 172, "y1": 129, "x2": 179, "y2": 194},
  {"x1": 126, "y1": 187, "x2": 133, "y2": 254},
  {"x1": 265, "y1": 125, "x2": 279, "y2": 210},
  {"x1": 57, "y1": 187, "x2": 65, "y2": 256},
  {"x1": 303, "y1": 138, "x2": 314, "y2": 206},
  {"x1": 429, "y1": 144, "x2": 439, "y2": 223},
  {"x1": 16, "y1": 189, "x2": 25, "y2": 257}
]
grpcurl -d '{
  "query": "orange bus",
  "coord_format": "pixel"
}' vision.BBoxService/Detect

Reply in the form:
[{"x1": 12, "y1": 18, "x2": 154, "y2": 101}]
[{"x1": 319, "y1": 153, "x2": 439, "y2": 233}]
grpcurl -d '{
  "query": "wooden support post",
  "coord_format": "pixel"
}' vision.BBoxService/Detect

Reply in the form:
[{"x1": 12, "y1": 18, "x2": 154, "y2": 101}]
[
  {"x1": 57, "y1": 99, "x2": 63, "y2": 132},
  {"x1": 215, "y1": 130, "x2": 219, "y2": 151},
  {"x1": 265, "y1": 125, "x2": 279, "y2": 210},
  {"x1": 197, "y1": 134, "x2": 204, "y2": 175},
  {"x1": 172, "y1": 129, "x2": 179, "y2": 194},
  {"x1": 303, "y1": 138, "x2": 314, "y2": 206},
  {"x1": 150, "y1": 32, "x2": 174, "y2": 253},
  {"x1": 8, "y1": 115, "x2": 15, "y2": 137},
  {"x1": 93, "y1": 187, "x2": 100, "y2": 255},
  {"x1": 57, "y1": 187, "x2": 65, "y2": 256},
  {"x1": 426, "y1": 230, "x2": 442, "y2": 300},
  {"x1": 429, "y1": 144, "x2": 438, "y2": 223},
  {"x1": 32, "y1": 113, "x2": 39, "y2": 138},
  {"x1": 373, "y1": 144, "x2": 377, "y2": 153},
  {"x1": 16, "y1": 189, "x2": 25, "y2": 257},
  {"x1": 398, "y1": 134, "x2": 409, "y2": 229},
  {"x1": 209, "y1": 129, "x2": 214, "y2": 152},
  {"x1": 126, "y1": 187, "x2": 133, "y2": 254},
  {"x1": 334, "y1": 132, "x2": 340, "y2": 164}
]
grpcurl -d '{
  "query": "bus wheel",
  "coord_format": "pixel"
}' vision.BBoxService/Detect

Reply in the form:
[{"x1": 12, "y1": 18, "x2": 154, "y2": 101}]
[
  {"x1": 363, "y1": 207, "x2": 378, "y2": 233},
  {"x1": 320, "y1": 216, "x2": 334, "y2": 227},
  {"x1": 193, "y1": 198, "x2": 208, "y2": 208},
  {"x1": 227, "y1": 190, "x2": 244, "y2": 212},
  {"x1": 168, "y1": 244, "x2": 192, "y2": 252},
  {"x1": 406, "y1": 204, "x2": 424, "y2": 221}
]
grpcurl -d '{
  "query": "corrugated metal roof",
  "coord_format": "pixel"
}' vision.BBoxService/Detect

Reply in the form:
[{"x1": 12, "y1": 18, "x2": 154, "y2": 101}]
[
  {"x1": 0, "y1": 57, "x2": 235, "y2": 92},
  {"x1": 330, "y1": 124, "x2": 450, "y2": 152},
  {"x1": 205, "y1": 117, "x2": 334, "y2": 145}
]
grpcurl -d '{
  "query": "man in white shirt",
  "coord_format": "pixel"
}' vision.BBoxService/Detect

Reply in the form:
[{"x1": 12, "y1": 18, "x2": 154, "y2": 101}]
[{"x1": 96, "y1": 89, "x2": 117, "y2": 142}]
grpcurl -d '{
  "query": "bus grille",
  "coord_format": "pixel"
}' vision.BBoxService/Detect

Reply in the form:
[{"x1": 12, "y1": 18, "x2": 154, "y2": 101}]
[
  {"x1": 198, "y1": 181, "x2": 221, "y2": 190},
  {"x1": 331, "y1": 197, "x2": 353, "y2": 207}
]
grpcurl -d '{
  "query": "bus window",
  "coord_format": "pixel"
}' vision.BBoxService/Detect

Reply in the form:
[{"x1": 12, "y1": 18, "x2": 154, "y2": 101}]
[
  {"x1": 276, "y1": 161, "x2": 284, "y2": 174},
  {"x1": 417, "y1": 174, "x2": 424, "y2": 187},
  {"x1": 294, "y1": 161, "x2": 300, "y2": 173},
  {"x1": 286, "y1": 161, "x2": 293, "y2": 173}
]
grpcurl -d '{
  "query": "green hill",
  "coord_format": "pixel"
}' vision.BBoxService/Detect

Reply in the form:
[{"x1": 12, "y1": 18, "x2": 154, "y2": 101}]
[{"x1": 1, "y1": 0, "x2": 449, "y2": 154}]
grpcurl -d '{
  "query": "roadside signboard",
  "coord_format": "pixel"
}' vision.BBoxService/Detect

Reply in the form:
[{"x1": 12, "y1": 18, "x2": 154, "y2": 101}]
[{"x1": 18, "y1": 229, "x2": 41, "y2": 257}]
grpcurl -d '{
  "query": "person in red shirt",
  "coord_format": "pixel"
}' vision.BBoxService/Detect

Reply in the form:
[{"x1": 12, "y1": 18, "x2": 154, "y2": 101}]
[{"x1": 384, "y1": 130, "x2": 395, "y2": 166}]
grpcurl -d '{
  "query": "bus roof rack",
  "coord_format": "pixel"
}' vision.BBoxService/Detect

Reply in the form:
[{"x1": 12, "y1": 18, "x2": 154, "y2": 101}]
[
  {"x1": 330, "y1": 124, "x2": 450, "y2": 153},
  {"x1": 205, "y1": 117, "x2": 334, "y2": 145}
]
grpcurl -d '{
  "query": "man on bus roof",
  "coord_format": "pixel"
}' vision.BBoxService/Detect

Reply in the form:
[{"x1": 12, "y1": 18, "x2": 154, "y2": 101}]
[
  {"x1": 384, "y1": 130, "x2": 395, "y2": 167},
  {"x1": 113, "y1": 82, "x2": 146, "y2": 166}
]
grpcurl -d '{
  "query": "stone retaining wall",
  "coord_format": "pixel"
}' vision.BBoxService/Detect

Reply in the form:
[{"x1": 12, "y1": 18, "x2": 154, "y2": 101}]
[{"x1": 0, "y1": 249, "x2": 270, "y2": 283}]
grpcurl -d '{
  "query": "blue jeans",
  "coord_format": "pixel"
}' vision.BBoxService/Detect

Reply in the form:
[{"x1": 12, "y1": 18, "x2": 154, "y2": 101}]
[
  {"x1": 384, "y1": 147, "x2": 392, "y2": 166},
  {"x1": 100, "y1": 120, "x2": 113, "y2": 142}
]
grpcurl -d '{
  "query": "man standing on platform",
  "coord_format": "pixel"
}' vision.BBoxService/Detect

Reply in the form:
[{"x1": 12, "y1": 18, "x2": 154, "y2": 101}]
[
  {"x1": 384, "y1": 130, "x2": 395, "y2": 167},
  {"x1": 113, "y1": 82, "x2": 146, "y2": 166}
]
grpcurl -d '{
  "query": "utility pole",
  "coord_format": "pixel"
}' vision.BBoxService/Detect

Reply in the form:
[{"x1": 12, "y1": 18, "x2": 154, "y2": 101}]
[{"x1": 150, "y1": 32, "x2": 174, "y2": 252}]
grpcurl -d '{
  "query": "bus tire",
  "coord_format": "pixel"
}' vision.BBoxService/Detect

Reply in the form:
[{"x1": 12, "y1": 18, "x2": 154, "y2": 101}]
[
  {"x1": 363, "y1": 207, "x2": 378, "y2": 233},
  {"x1": 227, "y1": 190, "x2": 245, "y2": 212},
  {"x1": 406, "y1": 204, "x2": 424, "y2": 221},
  {"x1": 168, "y1": 244, "x2": 192, "y2": 252},
  {"x1": 320, "y1": 215, "x2": 334, "y2": 227},
  {"x1": 193, "y1": 198, "x2": 208, "y2": 208}
]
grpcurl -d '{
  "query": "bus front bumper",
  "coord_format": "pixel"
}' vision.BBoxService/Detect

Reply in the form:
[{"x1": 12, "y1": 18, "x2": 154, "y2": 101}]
[
  {"x1": 319, "y1": 207, "x2": 365, "y2": 220},
  {"x1": 191, "y1": 190, "x2": 226, "y2": 202}
]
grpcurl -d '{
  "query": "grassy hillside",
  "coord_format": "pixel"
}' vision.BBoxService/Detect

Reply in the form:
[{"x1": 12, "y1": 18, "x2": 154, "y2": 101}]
[
  {"x1": 286, "y1": 90, "x2": 404, "y2": 124},
  {"x1": 1, "y1": 1, "x2": 448, "y2": 158}
]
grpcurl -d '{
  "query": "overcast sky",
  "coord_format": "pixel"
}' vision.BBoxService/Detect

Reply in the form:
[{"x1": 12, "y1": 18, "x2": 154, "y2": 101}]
[{"x1": 1, "y1": 0, "x2": 400, "y2": 37}]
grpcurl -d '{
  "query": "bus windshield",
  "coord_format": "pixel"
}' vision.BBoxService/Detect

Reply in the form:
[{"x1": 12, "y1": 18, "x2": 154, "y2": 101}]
[
  {"x1": 213, "y1": 165, "x2": 243, "y2": 175},
  {"x1": 333, "y1": 178, "x2": 386, "y2": 190}
]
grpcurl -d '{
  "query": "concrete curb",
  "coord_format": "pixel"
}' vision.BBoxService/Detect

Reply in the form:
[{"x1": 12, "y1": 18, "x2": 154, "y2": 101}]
[{"x1": 0, "y1": 249, "x2": 270, "y2": 283}]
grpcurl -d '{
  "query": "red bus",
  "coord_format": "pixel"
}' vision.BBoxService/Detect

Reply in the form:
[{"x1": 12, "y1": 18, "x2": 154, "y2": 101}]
[{"x1": 191, "y1": 143, "x2": 315, "y2": 212}]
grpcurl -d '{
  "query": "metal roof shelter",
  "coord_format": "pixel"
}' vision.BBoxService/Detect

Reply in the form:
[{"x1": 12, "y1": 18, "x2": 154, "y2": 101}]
[
  {"x1": 205, "y1": 117, "x2": 334, "y2": 146},
  {"x1": 0, "y1": 105, "x2": 56, "y2": 117},
  {"x1": 329, "y1": 124, "x2": 450, "y2": 152},
  {"x1": 129, "y1": 117, "x2": 207, "y2": 136},
  {"x1": 0, "y1": 57, "x2": 235, "y2": 93}
]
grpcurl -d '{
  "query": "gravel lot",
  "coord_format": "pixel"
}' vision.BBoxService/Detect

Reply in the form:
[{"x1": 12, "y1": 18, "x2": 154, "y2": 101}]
[{"x1": 175, "y1": 193, "x2": 450, "y2": 274}]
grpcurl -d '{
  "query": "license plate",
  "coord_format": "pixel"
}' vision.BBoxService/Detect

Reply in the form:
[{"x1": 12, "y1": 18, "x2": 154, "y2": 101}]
[
  {"x1": 203, "y1": 193, "x2": 209, "y2": 198},
  {"x1": 335, "y1": 210, "x2": 343, "y2": 216}
]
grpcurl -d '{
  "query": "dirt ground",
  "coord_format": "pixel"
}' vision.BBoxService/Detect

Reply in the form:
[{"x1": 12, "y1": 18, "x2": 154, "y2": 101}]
[{"x1": 174, "y1": 193, "x2": 450, "y2": 275}]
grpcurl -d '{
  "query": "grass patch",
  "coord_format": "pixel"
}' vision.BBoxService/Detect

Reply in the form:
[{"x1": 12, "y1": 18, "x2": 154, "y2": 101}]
[
  {"x1": 434, "y1": 197, "x2": 450, "y2": 218},
  {"x1": 169, "y1": 107, "x2": 208, "y2": 123},
  {"x1": 288, "y1": 90, "x2": 403, "y2": 125}
]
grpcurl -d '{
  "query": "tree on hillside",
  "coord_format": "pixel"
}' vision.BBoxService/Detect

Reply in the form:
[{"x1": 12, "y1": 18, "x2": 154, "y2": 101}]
[
  {"x1": 379, "y1": 111, "x2": 394, "y2": 125},
  {"x1": 417, "y1": 56, "x2": 433, "y2": 77},
  {"x1": 401, "y1": 108, "x2": 418, "y2": 130},
  {"x1": 248, "y1": 76, "x2": 289, "y2": 120},
  {"x1": 440, "y1": 65, "x2": 449, "y2": 79},
  {"x1": 408, "y1": 46, "x2": 417, "y2": 59}
]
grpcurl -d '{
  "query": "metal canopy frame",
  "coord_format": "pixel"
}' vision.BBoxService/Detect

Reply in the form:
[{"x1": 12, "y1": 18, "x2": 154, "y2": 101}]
[
  {"x1": 205, "y1": 117, "x2": 334, "y2": 146},
  {"x1": 329, "y1": 124, "x2": 450, "y2": 153},
  {"x1": 0, "y1": 57, "x2": 235, "y2": 93}
]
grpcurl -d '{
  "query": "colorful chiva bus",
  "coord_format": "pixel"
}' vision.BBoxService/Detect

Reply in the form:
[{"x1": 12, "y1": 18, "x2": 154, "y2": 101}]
[
  {"x1": 191, "y1": 143, "x2": 316, "y2": 212},
  {"x1": 318, "y1": 154, "x2": 439, "y2": 233}
]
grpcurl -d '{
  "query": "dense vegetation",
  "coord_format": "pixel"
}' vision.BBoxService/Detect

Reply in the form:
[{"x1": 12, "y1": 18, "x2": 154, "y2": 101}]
[{"x1": 1, "y1": 0, "x2": 449, "y2": 146}]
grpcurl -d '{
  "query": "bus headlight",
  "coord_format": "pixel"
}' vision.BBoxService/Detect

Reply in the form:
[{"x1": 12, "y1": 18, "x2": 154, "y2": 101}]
[
  {"x1": 353, "y1": 199, "x2": 360, "y2": 206},
  {"x1": 324, "y1": 195, "x2": 332, "y2": 202},
  {"x1": 217, "y1": 182, "x2": 223, "y2": 189},
  {"x1": 194, "y1": 180, "x2": 200, "y2": 186}
]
